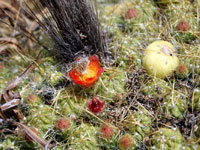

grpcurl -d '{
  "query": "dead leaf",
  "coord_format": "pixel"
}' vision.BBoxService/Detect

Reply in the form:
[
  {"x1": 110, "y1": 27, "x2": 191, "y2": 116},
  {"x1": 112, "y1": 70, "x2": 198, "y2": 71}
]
[
  {"x1": 0, "y1": 51, "x2": 42, "y2": 121},
  {"x1": 0, "y1": 98, "x2": 20, "y2": 111}
]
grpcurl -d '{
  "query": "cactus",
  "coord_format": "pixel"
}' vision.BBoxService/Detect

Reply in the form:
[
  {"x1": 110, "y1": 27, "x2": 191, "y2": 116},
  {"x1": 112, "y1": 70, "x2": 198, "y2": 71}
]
[
  {"x1": 0, "y1": 136, "x2": 19, "y2": 150},
  {"x1": 26, "y1": 104, "x2": 56, "y2": 133},
  {"x1": 67, "y1": 123, "x2": 99, "y2": 150},
  {"x1": 164, "y1": 1, "x2": 197, "y2": 44},
  {"x1": 193, "y1": 87, "x2": 200, "y2": 111},
  {"x1": 98, "y1": 124, "x2": 118, "y2": 149},
  {"x1": 114, "y1": 36, "x2": 141, "y2": 68},
  {"x1": 163, "y1": 93, "x2": 187, "y2": 119},
  {"x1": 142, "y1": 78, "x2": 170, "y2": 97},
  {"x1": 150, "y1": 128, "x2": 184, "y2": 150},
  {"x1": 103, "y1": 0, "x2": 156, "y2": 34},
  {"x1": 127, "y1": 110, "x2": 152, "y2": 138},
  {"x1": 92, "y1": 68, "x2": 127, "y2": 101},
  {"x1": 49, "y1": 71, "x2": 64, "y2": 86}
]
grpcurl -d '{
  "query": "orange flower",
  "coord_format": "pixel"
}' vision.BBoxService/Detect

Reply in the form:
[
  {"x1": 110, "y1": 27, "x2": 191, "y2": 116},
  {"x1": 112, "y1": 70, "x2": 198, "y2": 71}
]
[{"x1": 69, "y1": 55, "x2": 103, "y2": 87}]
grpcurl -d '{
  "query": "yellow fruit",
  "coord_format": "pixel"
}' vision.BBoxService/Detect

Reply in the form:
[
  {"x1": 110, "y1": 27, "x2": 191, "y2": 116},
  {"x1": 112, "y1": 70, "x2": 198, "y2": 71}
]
[{"x1": 142, "y1": 40, "x2": 179, "y2": 78}]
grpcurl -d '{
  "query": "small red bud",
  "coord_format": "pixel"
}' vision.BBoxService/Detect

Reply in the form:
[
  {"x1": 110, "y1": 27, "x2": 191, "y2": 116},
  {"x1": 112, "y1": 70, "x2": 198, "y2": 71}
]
[
  {"x1": 88, "y1": 97, "x2": 104, "y2": 114},
  {"x1": 176, "y1": 64, "x2": 189, "y2": 78},
  {"x1": 100, "y1": 124, "x2": 113, "y2": 139},
  {"x1": 176, "y1": 21, "x2": 190, "y2": 31},
  {"x1": 177, "y1": 64, "x2": 188, "y2": 74},
  {"x1": 27, "y1": 94, "x2": 37, "y2": 103},
  {"x1": 119, "y1": 134, "x2": 133, "y2": 150},
  {"x1": 56, "y1": 118, "x2": 71, "y2": 132},
  {"x1": 125, "y1": 9, "x2": 139, "y2": 20},
  {"x1": 0, "y1": 63, "x2": 3, "y2": 72}
]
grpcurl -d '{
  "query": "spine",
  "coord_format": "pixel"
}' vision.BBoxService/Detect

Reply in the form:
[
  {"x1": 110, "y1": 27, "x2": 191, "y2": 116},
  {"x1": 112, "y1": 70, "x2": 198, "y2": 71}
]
[{"x1": 26, "y1": 0, "x2": 106, "y2": 63}]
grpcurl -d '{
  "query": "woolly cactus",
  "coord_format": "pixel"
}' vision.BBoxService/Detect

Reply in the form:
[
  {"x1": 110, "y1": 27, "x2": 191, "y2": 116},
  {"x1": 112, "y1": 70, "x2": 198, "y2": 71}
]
[
  {"x1": 1, "y1": 0, "x2": 200, "y2": 149},
  {"x1": 92, "y1": 68, "x2": 127, "y2": 101},
  {"x1": 177, "y1": 45, "x2": 200, "y2": 75},
  {"x1": 54, "y1": 117, "x2": 75, "y2": 141},
  {"x1": 99, "y1": 124, "x2": 114, "y2": 139},
  {"x1": 98, "y1": 124, "x2": 117, "y2": 149},
  {"x1": 103, "y1": 0, "x2": 157, "y2": 39},
  {"x1": 26, "y1": 94, "x2": 41, "y2": 104},
  {"x1": 142, "y1": 78, "x2": 170, "y2": 97},
  {"x1": 114, "y1": 36, "x2": 141, "y2": 68},
  {"x1": 163, "y1": 93, "x2": 187, "y2": 119},
  {"x1": 193, "y1": 87, "x2": 200, "y2": 111},
  {"x1": 55, "y1": 118, "x2": 71, "y2": 132},
  {"x1": 150, "y1": 128, "x2": 184, "y2": 150},
  {"x1": 67, "y1": 123, "x2": 99, "y2": 150},
  {"x1": 0, "y1": 136, "x2": 19, "y2": 150},
  {"x1": 106, "y1": 1, "x2": 156, "y2": 34},
  {"x1": 49, "y1": 71, "x2": 64, "y2": 86},
  {"x1": 127, "y1": 110, "x2": 152, "y2": 138},
  {"x1": 26, "y1": 104, "x2": 56, "y2": 133},
  {"x1": 164, "y1": 1, "x2": 198, "y2": 43}
]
